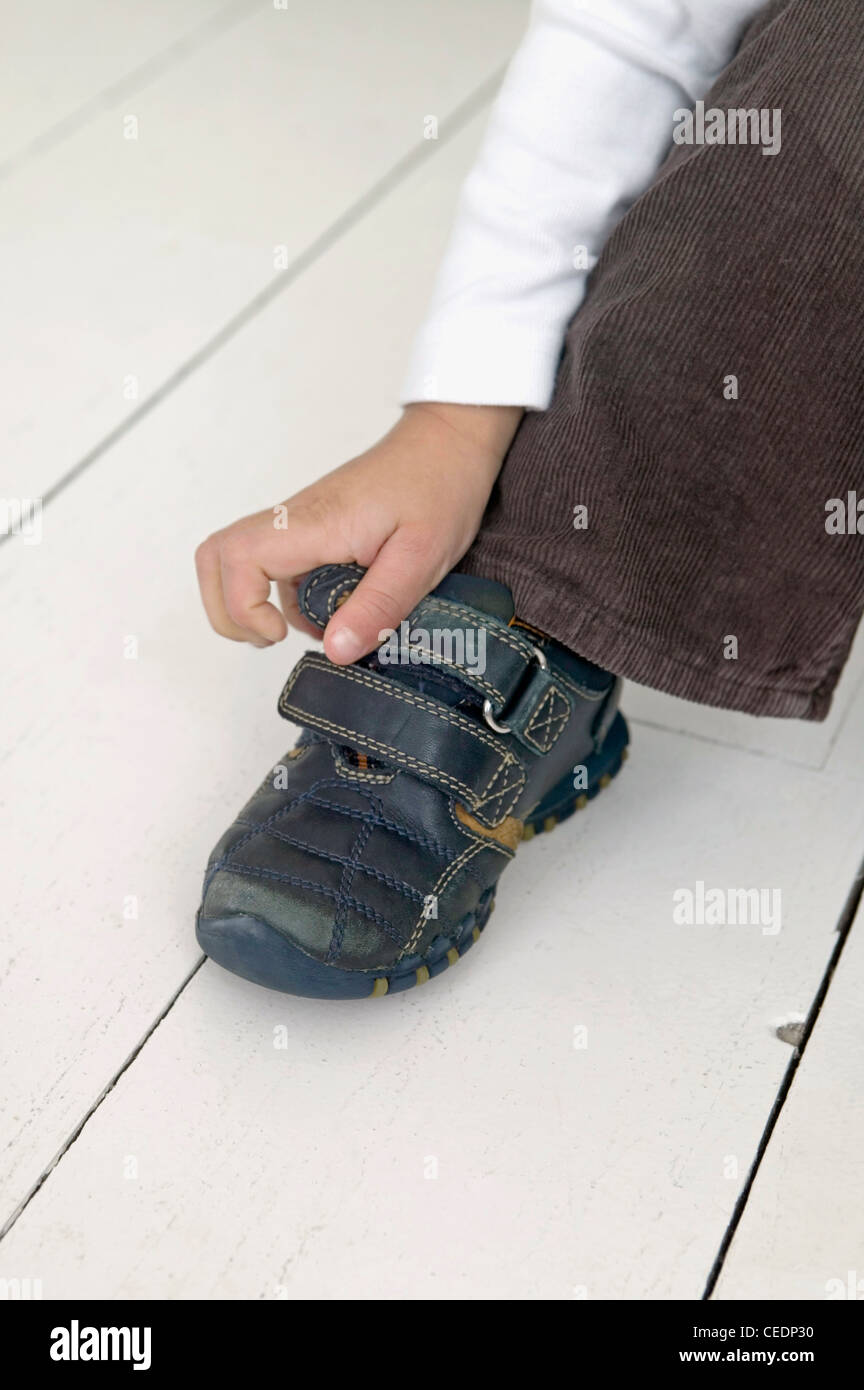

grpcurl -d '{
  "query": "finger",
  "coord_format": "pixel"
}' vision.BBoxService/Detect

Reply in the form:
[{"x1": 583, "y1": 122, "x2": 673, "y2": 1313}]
[
  {"x1": 277, "y1": 577, "x2": 322, "y2": 640},
  {"x1": 195, "y1": 539, "x2": 270, "y2": 646},
  {"x1": 219, "y1": 538, "x2": 288, "y2": 645},
  {"x1": 217, "y1": 500, "x2": 350, "y2": 642},
  {"x1": 323, "y1": 528, "x2": 441, "y2": 665}
]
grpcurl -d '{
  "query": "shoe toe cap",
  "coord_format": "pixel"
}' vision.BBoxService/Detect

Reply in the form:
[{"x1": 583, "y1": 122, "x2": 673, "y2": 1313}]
[
  {"x1": 196, "y1": 858, "x2": 399, "y2": 998},
  {"x1": 195, "y1": 905, "x2": 380, "y2": 999}
]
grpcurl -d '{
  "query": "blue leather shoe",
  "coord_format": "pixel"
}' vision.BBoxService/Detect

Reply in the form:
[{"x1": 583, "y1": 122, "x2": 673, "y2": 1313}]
[{"x1": 196, "y1": 564, "x2": 628, "y2": 998}]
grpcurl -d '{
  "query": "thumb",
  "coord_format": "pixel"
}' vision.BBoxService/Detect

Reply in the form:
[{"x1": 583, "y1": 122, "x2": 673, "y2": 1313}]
[{"x1": 323, "y1": 529, "x2": 441, "y2": 665}]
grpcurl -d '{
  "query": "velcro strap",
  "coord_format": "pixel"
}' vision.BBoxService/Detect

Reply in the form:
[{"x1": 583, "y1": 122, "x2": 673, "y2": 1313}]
[
  {"x1": 382, "y1": 596, "x2": 535, "y2": 715},
  {"x1": 278, "y1": 654, "x2": 527, "y2": 826},
  {"x1": 298, "y1": 563, "x2": 537, "y2": 715}
]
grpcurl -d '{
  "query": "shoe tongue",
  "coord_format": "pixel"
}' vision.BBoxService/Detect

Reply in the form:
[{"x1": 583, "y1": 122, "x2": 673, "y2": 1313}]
[{"x1": 297, "y1": 563, "x2": 514, "y2": 630}]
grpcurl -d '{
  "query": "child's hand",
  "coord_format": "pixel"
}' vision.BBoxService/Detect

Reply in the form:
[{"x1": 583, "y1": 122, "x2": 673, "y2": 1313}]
[{"x1": 195, "y1": 402, "x2": 523, "y2": 664}]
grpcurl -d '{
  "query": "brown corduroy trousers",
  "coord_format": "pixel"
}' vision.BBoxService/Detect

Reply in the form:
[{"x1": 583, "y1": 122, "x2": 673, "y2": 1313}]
[{"x1": 462, "y1": 0, "x2": 864, "y2": 721}]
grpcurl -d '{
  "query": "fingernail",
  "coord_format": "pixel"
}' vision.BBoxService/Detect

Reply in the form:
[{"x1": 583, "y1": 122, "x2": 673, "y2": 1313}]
[{"x1": 328, "y1": 626, "x2": 362, "y2": 664}]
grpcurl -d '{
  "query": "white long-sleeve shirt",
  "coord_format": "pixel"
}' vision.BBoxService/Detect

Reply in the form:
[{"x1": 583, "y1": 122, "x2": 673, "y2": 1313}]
[{"x1": 401, "y1": 0, "x2": 767, "y2": 410}]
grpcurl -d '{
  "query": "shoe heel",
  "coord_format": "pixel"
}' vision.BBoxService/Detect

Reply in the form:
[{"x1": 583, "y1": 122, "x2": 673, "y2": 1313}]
[{"x1": 522, "y1": 711, "x2": 629, "y2": 839}]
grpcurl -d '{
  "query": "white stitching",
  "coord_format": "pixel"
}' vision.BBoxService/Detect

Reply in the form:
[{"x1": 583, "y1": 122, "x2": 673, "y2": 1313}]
[
  {"x1": 326, "y1": 575, "x2": 360, "y2": 618},
  {"x1": 280, "y1": 703, "x2": 476, "y2": 801},
  {"x1": 446, "y1": 800, "x2": 514, "y2": 858},
  {"x1": 302, "y1": 565, "x2": 362, "y2": 626},
  {"x1": 283, "y1": 656, "x2": 514, "y2": 765},
  {"x1": 281, "y1": 696, "x2": 525, "y2": 816},
  {"x1": 330, "y1": 746, "x2": 397, "y2": 784},
  {"x1": 401, "y1": 839, "x2": 489, "y2": 957},
  {"x1": 416, "y1": 597, "x2": 534, "y2": 659},
  {"x1": 522, "y1": 686, "x2": 571, "y2": 753},
  {"x1": 473, "y1": 757, "x2": 526, "y2": 818},
  {"x1": 377, "y1": 599, "x2": 534, "y2": 706},
  {"x1": 280, "y1": 655, "x2": 526, "y2": 819},
  {"x1": 303, "y1": 572, "x2": 608, "y2": 705},
  {"x1": 383, "y1": 643, "x2": 505, "y2": 704}
]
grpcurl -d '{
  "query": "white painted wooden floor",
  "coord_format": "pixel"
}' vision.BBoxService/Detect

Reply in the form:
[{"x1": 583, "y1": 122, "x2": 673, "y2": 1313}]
[{"x1": 2, "y1": 0, "x2": 863, "y2": 1302}]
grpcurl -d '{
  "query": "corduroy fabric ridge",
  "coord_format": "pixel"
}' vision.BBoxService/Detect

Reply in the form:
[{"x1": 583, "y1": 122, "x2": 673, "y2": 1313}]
[{"x1": 462, "y1": 0, "x2": 864, "y2": 721}]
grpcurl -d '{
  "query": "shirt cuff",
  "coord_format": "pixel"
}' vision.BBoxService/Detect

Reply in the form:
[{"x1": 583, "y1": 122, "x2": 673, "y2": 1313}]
[{"x1": 399, "y1": 316, "x2": 568, "y2": 412}]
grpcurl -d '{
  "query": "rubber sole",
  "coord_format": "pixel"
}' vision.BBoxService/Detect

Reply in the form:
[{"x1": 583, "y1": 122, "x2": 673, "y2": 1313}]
[{"x1": 197, "y1": 711, "x2": 629, "y2": 1000}]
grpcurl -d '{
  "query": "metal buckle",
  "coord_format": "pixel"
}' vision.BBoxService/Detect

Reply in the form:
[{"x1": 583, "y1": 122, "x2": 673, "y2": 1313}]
[{"x1": 482, "y1": 645, "x2": 548, "y2": 734}]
